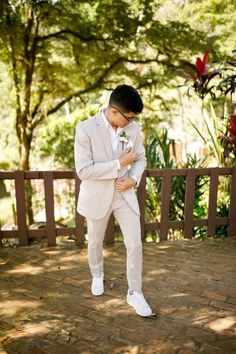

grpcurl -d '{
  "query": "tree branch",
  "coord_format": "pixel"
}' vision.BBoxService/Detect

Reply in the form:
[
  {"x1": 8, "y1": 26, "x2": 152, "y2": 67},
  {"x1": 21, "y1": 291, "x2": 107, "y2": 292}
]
[
  {"x1": 31, "y1": 90, "x2": 45, "y2": 119},
  {"x1": 36, "y1": 29, "x2": 106, "y2": 42},
  {"x1": 30, "y1": 56, "x2": 163, "y2": 129}
]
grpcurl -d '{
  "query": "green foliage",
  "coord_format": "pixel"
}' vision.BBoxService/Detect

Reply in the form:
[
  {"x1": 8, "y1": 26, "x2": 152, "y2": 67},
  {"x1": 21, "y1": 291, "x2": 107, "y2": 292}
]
[
  {"x1": 145, "y1": 129, "x2": 209, "y2": 240},
  {"x1": 1, "y1": 0, "x2": 235, "y2": 232},
  {"x1": 38, "y1": 120, "x2": 75, "y2": 170},
  {"x1": 215, "y1": 175, "x2": 231, "y2": 237},
  {"x1": 146, "y1": 129, "x2": 175, "y2": 169},
  {"x1": 0, "y1": 196, "x2": 15, "y2": 226},
  {"x1": 1, "y1": 0, "x2": 231, "y2": 171},
  {"x1": 177, "y1": 48, "x2": 236, "y2": 167},
  {"x1": 33, "y1": 99, "x2": 100, "y2": 169},
  {"x1": 189, "y1": 102, "x2": 226, "y2": 166}
]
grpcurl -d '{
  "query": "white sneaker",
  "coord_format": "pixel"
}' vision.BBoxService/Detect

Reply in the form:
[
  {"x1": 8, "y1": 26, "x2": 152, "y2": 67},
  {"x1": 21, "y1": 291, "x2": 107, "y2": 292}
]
[
  {"x1": 127, "y1": 290, "x2": 152, "y2": 317},
  {"x1": 91, "y1": 276, "x2": 104, "y2": 296}
]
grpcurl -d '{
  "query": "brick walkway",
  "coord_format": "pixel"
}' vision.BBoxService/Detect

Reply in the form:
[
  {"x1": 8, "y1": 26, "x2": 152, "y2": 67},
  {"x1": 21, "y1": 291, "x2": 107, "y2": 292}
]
[{"x1": 0, "y1": 237, "x2": 236, "y2": 354}]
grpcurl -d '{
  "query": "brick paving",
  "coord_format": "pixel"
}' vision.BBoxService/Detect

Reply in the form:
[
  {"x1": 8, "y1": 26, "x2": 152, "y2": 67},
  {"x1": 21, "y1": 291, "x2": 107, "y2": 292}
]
[{"x1": 0, "y1": 236, "x2": 236, "y2": 354}]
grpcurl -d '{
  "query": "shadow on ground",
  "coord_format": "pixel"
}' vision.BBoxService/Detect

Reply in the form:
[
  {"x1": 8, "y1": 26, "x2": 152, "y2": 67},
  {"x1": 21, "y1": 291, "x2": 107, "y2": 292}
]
[{"x1": 0, "y1": 237, "x2": 236, "y2": 353}]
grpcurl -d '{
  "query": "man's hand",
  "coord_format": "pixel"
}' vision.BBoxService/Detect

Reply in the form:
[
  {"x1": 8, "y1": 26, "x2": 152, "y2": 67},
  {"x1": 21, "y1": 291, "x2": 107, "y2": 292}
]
[
  {"x1": 115, "y1": 177, "x2": 136, "y2": 192},
  {"x1": 119, "y1": 147, "x2": 136, "y2": 168}
]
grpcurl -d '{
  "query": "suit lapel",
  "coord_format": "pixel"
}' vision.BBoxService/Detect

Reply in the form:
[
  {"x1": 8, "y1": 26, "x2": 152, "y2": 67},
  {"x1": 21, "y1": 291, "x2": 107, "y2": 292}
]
[
  {"x1": 118, "y1": 124, "x2": 134, "y2": 152},
  {"x1": 95, "y1": 112, "x2": 114, "y2": 160},
  {"x1": 123, "y1": 123, "x2": 134, "y2": 138}
]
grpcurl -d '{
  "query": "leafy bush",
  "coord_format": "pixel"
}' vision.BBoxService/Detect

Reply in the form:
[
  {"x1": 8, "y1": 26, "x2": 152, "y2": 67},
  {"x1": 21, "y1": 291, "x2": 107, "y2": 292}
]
[{"x1": 145, "y1": 129, "x2": 209, "y2": 240}]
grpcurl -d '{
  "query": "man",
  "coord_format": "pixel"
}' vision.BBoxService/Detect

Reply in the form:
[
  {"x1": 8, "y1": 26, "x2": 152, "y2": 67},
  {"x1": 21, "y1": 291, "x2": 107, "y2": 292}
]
[{"x1": 74, "y1": 84, "x2": 152, "y2": 317}]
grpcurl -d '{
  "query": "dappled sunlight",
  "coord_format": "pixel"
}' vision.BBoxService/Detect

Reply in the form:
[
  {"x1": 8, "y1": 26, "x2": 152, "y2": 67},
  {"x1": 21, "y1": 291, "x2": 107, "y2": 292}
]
[
  {"x1": 1, "y1": 239, "x2": 236, "y2": 352},
  {"x1": 94, "y1": 297, "x2": 126, "y2": 312},
  {"x1": 21, "y1": 321, "x2": 51, "y2": 336},
  {"x1": 0, "y1": 299, "x2": 41, "y2": 317},
  {"x1": 6, "y1": 265, "x2": 43, "y2": 275},
  {"x1": 122, "y1": 345, "x2": 140, "y2": 354},
  {"x1": 1, "y1": 0, "x2": 236, "y2": 350},
  {"x1": 157, "y1": 245, "x2": 172, "y2": 250},
  {"x1": 43, "y1": 249, "x2": 66, "y2": 255},
  {"x1": 147, "y1": 269, "x2": 169, "y2": 275},
  {"x1": 0, "y1": 259, "x2": 7, "y2": 265},
  {"x1": 206, "y1": 316, "x2": 235, "y2": 333},
  {"x1": 169, "y1": 292, "x2": 188, "y2": 298},
  {"x1": 102, "y1": 297, "x2": 124, "y2": 307},
  {"x1": 191, "y1": 307, "x2": 220, "y2": 326}
]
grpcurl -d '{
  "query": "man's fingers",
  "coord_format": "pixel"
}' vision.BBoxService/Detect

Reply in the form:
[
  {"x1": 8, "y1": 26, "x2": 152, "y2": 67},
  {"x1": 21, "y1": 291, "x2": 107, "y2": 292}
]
[
  {"x1": 134, "y1": 152, "x2": 144, "y2": 159},
  {"x1": 126, "y1": 147, "x2": 132, "y2": 153},
  {"x1": 124, "y1": 147, "x2": 134, "y2": 155}
]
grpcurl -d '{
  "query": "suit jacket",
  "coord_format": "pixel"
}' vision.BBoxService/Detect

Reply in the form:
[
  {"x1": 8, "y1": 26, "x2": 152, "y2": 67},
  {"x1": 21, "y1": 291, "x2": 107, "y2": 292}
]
[{"x1": 74, "y1": 111, "x2": 146, "y2": 220}]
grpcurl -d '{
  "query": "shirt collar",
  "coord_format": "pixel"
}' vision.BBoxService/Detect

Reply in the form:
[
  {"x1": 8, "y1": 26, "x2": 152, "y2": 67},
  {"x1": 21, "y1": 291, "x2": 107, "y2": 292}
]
[{"x1": 101, "y1": 109, "x2": 110, "y2": 129}]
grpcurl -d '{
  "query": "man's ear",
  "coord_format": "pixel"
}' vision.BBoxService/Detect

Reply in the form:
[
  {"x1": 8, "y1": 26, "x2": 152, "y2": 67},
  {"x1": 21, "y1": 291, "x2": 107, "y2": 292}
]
[{"x1": 110, "y1": 107, "x2": 118, "y2": 116}]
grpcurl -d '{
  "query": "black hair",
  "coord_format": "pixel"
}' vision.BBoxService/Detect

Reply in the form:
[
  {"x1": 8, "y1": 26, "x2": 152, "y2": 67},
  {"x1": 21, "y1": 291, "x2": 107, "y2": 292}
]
[{"x1": 109, "y1": 84, "x2": 143, "y2": 113}]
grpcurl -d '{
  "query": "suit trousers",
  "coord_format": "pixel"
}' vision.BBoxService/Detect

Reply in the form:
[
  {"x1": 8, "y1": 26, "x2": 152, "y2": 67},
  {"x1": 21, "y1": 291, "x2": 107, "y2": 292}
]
[{"x1": 87, "y1": 190, "x2": 142, "y2": 292}]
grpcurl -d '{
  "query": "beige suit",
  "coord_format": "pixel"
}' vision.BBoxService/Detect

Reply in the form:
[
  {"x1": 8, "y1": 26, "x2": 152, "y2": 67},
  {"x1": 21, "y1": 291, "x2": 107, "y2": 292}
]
[{"x1": 74, "y1": 111, "x2": 146, "y2": 292}]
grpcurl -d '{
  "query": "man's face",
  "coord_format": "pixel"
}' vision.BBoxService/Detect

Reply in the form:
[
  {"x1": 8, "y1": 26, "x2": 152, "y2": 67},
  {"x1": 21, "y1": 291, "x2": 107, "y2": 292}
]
[{"x1": 110, "y1": 106, "x2": 136, "y2": 128}]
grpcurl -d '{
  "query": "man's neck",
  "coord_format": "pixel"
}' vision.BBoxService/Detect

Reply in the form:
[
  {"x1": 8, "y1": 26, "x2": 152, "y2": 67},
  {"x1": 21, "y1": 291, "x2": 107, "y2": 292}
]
[{"x1": 104, "y1": 108, "x2": 117, "y2": 130}]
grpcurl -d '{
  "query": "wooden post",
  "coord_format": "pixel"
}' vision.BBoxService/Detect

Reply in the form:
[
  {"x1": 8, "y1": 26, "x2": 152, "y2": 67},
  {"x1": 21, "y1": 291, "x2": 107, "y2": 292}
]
[
  {"x1": 15, "y1": 171, "x2": 28, "y2": 246},
  {"x1": 184, "y1": 169, "x2": 196, "y2": 239},
  {"x1": 228, "y1": 167, "x2": 236, "y2": 236},
  {"x1": 207, "y1": 168, "x2": 219, "y2": 237},
  {"x1": 44, "y1": 172, "x2": 56, "y2": 246},
  {"x1": 75, "y1": 173, "x2": 85, "y2": 247},
  {"x1": 160, "y1": 170, "x2": 172, "y2": 241},
  {"x1": 137, "y1": 171, "x2": 147, "y2": 241}
]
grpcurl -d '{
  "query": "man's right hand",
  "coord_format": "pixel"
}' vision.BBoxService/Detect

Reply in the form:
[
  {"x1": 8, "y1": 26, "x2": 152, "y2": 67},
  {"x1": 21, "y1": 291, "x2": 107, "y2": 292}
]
[{"x1": 119, "y1": 147, "x2": 136, "y2": 167}]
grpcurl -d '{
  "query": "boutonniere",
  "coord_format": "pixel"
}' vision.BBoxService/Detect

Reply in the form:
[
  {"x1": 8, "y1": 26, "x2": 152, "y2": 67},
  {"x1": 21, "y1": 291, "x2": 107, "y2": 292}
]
[{"x1": 119, "y1": 131, "x2": 129, "y2": 150}]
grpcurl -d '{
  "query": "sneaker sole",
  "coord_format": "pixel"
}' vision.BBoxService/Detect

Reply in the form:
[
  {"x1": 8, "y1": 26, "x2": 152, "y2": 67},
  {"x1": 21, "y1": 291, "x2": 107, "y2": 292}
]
[{"x1": 91, "y1": 289, "x2": 104, "y2": 296}]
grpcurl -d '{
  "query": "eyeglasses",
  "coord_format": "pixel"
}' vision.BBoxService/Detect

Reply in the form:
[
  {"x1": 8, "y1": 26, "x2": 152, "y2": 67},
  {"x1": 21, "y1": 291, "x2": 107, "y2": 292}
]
[{"x1": 109, "y1": 105, "x2": 136, "y2": 122}]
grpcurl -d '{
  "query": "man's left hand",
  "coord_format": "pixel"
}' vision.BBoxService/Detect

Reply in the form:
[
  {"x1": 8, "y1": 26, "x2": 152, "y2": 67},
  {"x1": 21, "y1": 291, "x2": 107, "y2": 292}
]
[{"x1": 115, "y1": 177, "x2": 136, "y2": 192}]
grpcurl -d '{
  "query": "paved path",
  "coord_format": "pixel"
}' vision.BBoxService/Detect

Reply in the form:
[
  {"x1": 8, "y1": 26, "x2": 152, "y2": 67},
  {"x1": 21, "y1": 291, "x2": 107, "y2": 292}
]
[{"x1": 0, "y1": 237, "x2": 236, "y2": 354}]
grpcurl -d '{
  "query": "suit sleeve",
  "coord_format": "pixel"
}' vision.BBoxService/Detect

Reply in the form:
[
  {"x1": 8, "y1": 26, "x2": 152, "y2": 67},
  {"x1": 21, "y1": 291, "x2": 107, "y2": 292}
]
[
  {"x1": 128, "y1": 127, "x2": 146, "y2": 186},
  {"x1": 74, "y1": 123, "x2": 118, "y2": 180}
]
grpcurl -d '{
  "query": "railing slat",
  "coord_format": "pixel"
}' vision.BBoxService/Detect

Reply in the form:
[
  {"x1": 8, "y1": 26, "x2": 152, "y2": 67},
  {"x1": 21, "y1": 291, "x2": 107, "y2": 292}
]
[
  {"x1": 75, "y1": 175, "x2": 85, "y2": 247},
  {"x1": 0, "y1": 230, "x2": 19, "y2": 238},
  {"x1": 44, "y1": 172, "x2": 56, "y2": 246},
  {"x1": 228, "y1": 167, "x2": 236, "y2": 236},
  {"x1": 0, "y1": 168, "x2": 235, "y2": 246},
  {"x1": 207, "y1": 168, "x2": 219, "y2": 237},
  {"x1": 160, "y1": 170, "x2": 172, "y2": 241},
  {"x1": 184, "y1": 170, "x2": 196, "y2": 239},
  {"x1": 15, "y1": 171, "x2": 28, "y2": 246},
  {"x1": 56, "y1": 227, "x2": 76, "y2": 236}
]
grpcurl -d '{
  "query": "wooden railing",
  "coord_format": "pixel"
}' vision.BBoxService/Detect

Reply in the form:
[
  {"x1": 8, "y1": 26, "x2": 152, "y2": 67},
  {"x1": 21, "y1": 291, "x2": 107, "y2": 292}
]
[{"x1": 0, "y1": 168, "x2": 236, "y2": 247}]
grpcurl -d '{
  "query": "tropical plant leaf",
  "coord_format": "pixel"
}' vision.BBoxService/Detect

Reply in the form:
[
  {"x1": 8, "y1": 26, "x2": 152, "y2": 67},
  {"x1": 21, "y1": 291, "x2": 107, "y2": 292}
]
[{"x1": 189, "y1": 120, "x2": 208, "y2": 145}]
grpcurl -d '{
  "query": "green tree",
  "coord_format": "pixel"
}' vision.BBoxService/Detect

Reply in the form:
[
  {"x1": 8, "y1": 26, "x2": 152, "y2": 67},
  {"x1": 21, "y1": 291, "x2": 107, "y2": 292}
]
[
  {"x1": 0, "y1": 0, "x2": 156, "y2": 222},
  {"x1": 0, "y1": 0, "x2": 230, "y2": 224}
]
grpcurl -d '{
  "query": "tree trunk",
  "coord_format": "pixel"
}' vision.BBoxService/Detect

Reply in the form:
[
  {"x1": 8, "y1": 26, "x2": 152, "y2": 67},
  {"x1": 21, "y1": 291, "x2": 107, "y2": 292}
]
[{"x1": 18, "y1": 127, "x2": 34, "y2": 226}]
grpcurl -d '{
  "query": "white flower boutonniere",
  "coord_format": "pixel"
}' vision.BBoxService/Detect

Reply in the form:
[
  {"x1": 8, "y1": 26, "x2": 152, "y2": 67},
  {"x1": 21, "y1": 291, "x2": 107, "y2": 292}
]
[{"x1": 119, "y1": 131, "x2": 130, "y2": 150}]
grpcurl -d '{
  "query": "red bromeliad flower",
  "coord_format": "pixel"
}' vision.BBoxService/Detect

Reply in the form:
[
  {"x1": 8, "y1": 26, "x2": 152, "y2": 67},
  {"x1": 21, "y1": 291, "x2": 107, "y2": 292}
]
[
  {"x1": 196, "y1": 51, "x2": 209, "y2": 75},
  {"x1": 220, "y1": 114, "x2": 236, "y2": 144},
  {"x1": 228, "y1": 113, "x2": 236, "y2": 141},
  {"x1": 178, "y1": 50, "x2": 220, "y2": 99},
  {"x1": 220, "y1": 113, "x2": 236, "y2": 162}
]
